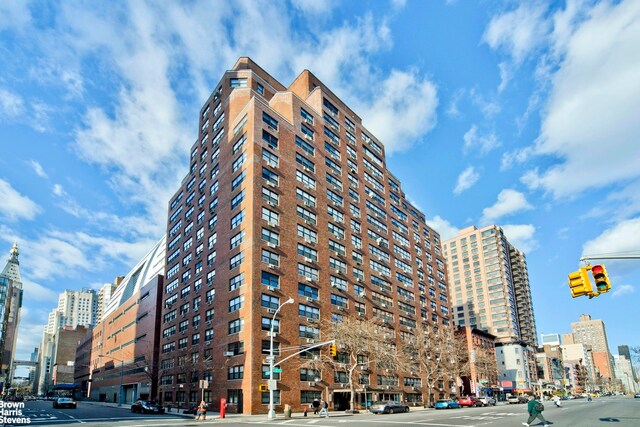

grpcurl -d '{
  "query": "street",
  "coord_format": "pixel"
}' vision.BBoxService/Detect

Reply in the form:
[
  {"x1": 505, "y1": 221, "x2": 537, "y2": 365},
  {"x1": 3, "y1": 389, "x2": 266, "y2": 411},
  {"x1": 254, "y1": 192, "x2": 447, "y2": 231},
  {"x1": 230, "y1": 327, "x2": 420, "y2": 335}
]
[{"x1": 9, "y1": 396, "x2": 640, "y2": 426}]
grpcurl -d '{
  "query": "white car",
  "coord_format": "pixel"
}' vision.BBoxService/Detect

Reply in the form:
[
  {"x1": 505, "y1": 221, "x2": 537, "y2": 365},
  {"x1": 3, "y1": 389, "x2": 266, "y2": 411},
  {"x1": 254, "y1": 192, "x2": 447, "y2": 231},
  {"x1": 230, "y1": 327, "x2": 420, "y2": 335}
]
[{"x1": 478, "y1": 396, "x2": 497, "y2": 406}]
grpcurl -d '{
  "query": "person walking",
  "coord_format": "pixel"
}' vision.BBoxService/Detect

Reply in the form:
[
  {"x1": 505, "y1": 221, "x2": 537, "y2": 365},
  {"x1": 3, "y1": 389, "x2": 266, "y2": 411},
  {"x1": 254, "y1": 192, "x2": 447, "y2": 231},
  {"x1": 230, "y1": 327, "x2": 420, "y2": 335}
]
[
  {"x1": 311, "y1": 399, "x2": 320, "y2": 415},
  {"x1": 195, "y1": 400, "x2": 207, "y2": 421},
  {"x1": 318, "y1": 399, "x2": 329, "y2": 417},
  {"x1": 522, "y1": 395, "x2": 549, "y2": 427}
]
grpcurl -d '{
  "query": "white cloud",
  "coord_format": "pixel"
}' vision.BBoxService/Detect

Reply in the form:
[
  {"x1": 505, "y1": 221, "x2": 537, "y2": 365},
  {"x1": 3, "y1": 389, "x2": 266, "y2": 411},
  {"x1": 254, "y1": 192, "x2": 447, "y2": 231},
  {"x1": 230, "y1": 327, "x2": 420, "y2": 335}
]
[
  {"x1": 0, "y1": 87, "x2": 24, "y2": 118},
  {"x1": 0, "y1": 1, "x2": 31, "y2": 31},
  {"x1": 582, "y1": 217, "x2": 640, "y2": 259},
  {"x1": 360, "y1": 69, "x2": 438, "y2": 153},
  {"x1": 29, "y1": 160, "x2": 47, "y2": 178},
  {"x1": 502, "y1": 224, "x2": 538, "y2": 253},
  {"x1": 481, "y1": 189, "x2": 533, "y2": 223},
  {"x1": 52, "y1": 184, "x2": 65, "y2": 197},
  {"x1": 612, "y1": 284, "x2": 634, "y2": 298},
  {"x1": 21, "y1": 278, "x2": 58, "y2": 302},
  {"x1": 446, "y1": 88, "x2": 464, "y2": 117},
  {"x1": 501, "y1": 146, "x2": 534, "y2": 170},
  {"x1": 14, "y1": 307, "x2": 47, "y2": 360},
  {"x1": 483, "y1": 2, "x2": 550, "y2": 65},
  {"x1": 426, "y1": 215, "x2": 460, "y2": 241},
  {"x1": 523, "y1": 0, "x2": 640, "y2": 198},
  {"x1": 291, "y1": 0, "x2": 335, "y2": 15},
  {"x1": 0, "y1": 179, "x2": 41, "y2": 221},
  {"x1": 463, "y1": 125, "x2": 500, "y2": 155},
  {"x1": 454, "y1": 166, "x2": 480, "y2": 195}
]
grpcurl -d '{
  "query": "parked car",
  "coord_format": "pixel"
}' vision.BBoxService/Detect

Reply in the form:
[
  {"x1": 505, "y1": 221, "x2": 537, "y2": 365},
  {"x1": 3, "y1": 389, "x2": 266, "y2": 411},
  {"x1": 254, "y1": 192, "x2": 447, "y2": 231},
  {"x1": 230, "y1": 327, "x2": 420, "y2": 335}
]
[
  {"x1": 507, "y1": 395, "x2": 524, "y2": 404},
  {"x1": 369, "y1": 401, "x2": 410, "y2": 414},
  {"x1": 435, "y1": 399, "x2": 460, "y2": 409},
  {"x1": 634, "y1": 393, "x2": 640, "y2": 398},
  {"x1": 131, "y1": 400, "x2": 165, "y2": 414},
  {"x1": 53, "y1": 397, "x2": 77, "y2": 409},
  {"x1": 478, "y1": 396, "x2": 497, "y2": 406},
  {"x1": 458, "y1": 396, "x2": 483, "y2": 407}
]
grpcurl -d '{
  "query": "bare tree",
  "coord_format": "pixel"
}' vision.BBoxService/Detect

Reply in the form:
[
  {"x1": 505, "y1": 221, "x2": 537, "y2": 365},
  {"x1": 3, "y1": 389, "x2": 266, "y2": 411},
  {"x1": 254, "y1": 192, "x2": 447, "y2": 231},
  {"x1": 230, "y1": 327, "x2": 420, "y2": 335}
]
[
  {"x1": 302, "y1": 315, "x2": 402, "y2": 412},
  {"x1": 473, "y1": 347, "x2": 497, "y2": 391},
  {"x1": 442, "y1": 328, "x2": 470, "y2": 395}
]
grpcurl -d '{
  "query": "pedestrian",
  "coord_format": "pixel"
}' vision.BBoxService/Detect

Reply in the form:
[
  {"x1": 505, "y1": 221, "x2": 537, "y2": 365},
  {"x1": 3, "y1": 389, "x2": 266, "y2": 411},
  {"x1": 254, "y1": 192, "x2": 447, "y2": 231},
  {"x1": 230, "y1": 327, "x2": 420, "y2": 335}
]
[
  {"x1": 522, "y1": 395, "x2": 549, "y2": 427},
  {"x1": 195, "y1": 400, "x2": 207, "y2": 421},
  {"x1": 318, "y1": 399, "x2": 329, "y2": 417},
  {"x1": 312, "y1": 399, "x2": 320, "y2": 415}
]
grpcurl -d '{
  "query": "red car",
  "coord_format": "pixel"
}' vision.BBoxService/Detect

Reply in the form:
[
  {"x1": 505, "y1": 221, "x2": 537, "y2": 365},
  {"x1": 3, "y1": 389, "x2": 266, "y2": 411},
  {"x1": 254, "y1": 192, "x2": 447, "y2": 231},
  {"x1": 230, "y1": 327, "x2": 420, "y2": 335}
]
[{"x1": 457, "y1": 396, "x2": 483, "y2": 407}]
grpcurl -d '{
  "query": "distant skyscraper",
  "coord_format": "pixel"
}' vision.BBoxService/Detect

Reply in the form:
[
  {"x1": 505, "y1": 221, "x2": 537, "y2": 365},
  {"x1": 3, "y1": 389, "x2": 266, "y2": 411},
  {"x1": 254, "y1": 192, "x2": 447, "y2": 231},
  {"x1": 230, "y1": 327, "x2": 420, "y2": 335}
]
[
  {"x1": 570, "y1": 314, "x2": 614, "y2": 379},
  {"x1": 96, "y1": 278, "x2": 121, "y2": 323},
  {"x1": 442, "y1": 225, "x2": 538, "y2": 345},
  {"x1": 0, "y1": 243, "x2": 23, "y2": 390},
  {"x1": 37, "y1": 288, "x2": 99, "y2": 394}
]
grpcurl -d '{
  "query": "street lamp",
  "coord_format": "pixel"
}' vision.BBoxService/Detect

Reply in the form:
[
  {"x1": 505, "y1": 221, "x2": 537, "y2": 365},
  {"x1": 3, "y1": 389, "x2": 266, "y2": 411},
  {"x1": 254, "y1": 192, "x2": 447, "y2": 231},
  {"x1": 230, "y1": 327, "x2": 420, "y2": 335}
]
[
  {"x1": 98, "y1": 354, "x2": 124, "y2": 407},
  {"x1": 268, "y1": 297, "x2": 294, "y2": 419}
]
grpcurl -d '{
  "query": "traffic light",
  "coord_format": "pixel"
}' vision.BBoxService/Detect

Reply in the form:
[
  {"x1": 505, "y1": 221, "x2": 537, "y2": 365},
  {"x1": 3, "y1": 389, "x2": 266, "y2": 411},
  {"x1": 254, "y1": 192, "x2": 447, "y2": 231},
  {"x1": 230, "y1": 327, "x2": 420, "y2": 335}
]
[
  {"x1": 568, "y1": 267, "x2": 593, "y2": 298},
  {"x1": 258, "y1": 384, "x2": 268, "y2": 392},
  {"x1": 329, "y1": 344, "x2": 337, "y2": 357},
  {"x1": 590, "y1": 264, "x2": 611, "y2": 293}
]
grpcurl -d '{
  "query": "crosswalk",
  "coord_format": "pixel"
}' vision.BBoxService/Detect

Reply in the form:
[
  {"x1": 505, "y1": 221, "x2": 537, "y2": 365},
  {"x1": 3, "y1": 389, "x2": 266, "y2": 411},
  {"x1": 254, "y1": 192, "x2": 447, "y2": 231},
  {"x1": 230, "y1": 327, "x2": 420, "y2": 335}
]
[{"x1": 21, "y1": 408, "x2": 59, "y2": 422}]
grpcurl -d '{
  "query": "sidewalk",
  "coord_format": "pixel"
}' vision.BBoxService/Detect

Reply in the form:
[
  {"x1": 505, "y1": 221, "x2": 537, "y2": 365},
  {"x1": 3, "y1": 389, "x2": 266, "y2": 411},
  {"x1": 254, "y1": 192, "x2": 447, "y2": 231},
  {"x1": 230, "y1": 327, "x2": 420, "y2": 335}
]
[{"x1": 82, "y1": 401, "x2": 433, "y2": 422}]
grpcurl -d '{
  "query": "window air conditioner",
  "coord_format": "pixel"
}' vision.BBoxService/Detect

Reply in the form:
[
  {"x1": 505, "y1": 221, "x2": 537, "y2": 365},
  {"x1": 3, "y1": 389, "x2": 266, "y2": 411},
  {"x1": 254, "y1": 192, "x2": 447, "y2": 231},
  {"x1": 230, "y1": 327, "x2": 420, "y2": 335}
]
[{"x1": 223, "y1": 351, "x2": 234, "y2": 357}]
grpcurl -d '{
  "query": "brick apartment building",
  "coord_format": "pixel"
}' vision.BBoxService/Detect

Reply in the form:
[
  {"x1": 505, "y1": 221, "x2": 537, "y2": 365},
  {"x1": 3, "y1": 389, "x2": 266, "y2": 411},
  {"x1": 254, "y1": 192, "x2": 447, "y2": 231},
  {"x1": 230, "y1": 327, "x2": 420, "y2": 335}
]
[{"x1": 160, "y1": 57, "x2": 451, "y2": 414}]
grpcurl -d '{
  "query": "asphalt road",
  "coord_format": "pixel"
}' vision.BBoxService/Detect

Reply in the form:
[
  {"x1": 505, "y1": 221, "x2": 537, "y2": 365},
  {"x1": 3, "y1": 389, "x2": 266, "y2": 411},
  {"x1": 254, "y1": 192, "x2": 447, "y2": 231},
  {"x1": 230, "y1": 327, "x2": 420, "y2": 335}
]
[{"x1": 7, "y1": 396, "x2": 639, "y2": 426}]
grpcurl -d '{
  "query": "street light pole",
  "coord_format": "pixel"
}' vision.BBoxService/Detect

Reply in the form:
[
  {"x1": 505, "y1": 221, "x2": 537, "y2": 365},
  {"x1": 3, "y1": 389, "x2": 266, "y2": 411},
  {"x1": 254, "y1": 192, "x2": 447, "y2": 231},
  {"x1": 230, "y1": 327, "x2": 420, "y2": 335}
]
[{"x1": 268, "y1": 297, "x2": 294, "y2": 420}]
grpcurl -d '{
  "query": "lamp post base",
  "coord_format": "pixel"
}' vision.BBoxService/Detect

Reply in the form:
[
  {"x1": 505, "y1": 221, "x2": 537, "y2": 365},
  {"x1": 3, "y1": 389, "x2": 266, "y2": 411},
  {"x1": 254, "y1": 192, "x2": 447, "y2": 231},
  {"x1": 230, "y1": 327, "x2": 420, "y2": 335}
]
[{"x1": 267, "y1": 409, "x2": 276, "y2": 419}]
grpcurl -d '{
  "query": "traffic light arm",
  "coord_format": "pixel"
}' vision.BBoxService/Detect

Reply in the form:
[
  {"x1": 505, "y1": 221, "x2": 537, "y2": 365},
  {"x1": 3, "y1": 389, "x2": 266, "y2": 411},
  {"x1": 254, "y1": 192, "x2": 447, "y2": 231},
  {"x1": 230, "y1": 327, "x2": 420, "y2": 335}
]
[
  {"x1": 580, "y1": 253, "x2": 640, "y2": 261},
  {"x1": 273, "y1": 340, "x2": 336, "y2": 367}
]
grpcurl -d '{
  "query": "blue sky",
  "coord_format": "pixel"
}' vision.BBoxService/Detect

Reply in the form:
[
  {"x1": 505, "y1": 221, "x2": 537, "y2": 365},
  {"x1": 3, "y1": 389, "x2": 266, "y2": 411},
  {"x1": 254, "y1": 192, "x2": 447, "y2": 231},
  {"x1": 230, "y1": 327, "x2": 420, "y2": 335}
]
[{"x1": 1, "y1": 0, "x2": 639, "y2": 368}]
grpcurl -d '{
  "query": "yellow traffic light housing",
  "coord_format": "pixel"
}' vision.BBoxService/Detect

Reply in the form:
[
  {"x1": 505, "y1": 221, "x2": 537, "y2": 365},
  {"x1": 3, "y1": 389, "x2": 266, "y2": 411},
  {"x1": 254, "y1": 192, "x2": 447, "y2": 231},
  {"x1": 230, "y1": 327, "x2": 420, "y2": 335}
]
[
  {"x1": 568, "y1": 267, "x2": 593, "y2": 298},
  {"x1": 258, "y1": 384, "x2": 268, "y2": 392},
  {"x1": 329, "y1": 344, "x2": 337, "y2": 357},
  {"x1": 590, "y1": 264, "x2": 611, "y2": 293}
]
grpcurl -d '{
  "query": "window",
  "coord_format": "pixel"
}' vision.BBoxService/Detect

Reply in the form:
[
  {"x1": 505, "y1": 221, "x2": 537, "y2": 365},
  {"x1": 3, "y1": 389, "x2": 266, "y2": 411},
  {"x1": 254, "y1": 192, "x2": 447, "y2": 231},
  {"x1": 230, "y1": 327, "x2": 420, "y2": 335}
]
[
  {"x1": 263, "y1": 112, "x2": 278, "y2": 130},
  {"x1": 229, "y1": 273, "x2": 244, "y2": 291},
  {"x1": 262, "y1": 167, "x2": 278, "y2": 185},
  {"x1": 296, "y1": 136, "x2": 315, "y2": 156},
  {"x1": 262, "y1": 187, "x2": 279, "y2": 206},
  {"x1": 261, "y1": 294, "x2": 279, "y2": 310},
  {"x1": 261, "y1": 271, "x2": 279, "y2": 288},
  {"x1": 262, "y1": 130, "x2": 278, "y2": 149},
  {"x1": 231, "y1": 210, "x2": 245, "y2": 229},
  {"x1": 230, "y1": 78, "x2": 247, "y2": 88},
  {"x1": 228, "y1": 319, "x2": 243, "y2": 334},
  {"x1": 232, "y1": 151, "x2": 246, "y2": 172},
  {"x1": 301, "y1": 124, "x2": 314, "y2": 141},
  {"x1": 262, "y1": 228, "x2": 279, "y2": 246},
  {"x1": 297, "y1": 243, "x2": 318, "y2": 261},
  {"x1": 297, "y1": 206, "x2": 316, "y2": 224},
  {"x1": 230, "y1": 252, "x2": 244, "y2": 269},
  {"x1": 298, "y1": 283, "x2": 319, "y2": 299},
  {"x1": 231, "y1": 190, "x2": 245, "y2": 209},
  {"x1": 263, "y1": 149, "x2": 278, "y2": 167},
  {"x1": 257, "y1": 83, "x2": 264, "y2": 95},
  {"x1": 229, "y1": 296, "x2": 244, "y2": 312},
  {"x1": 262, "y1": 207, "x2": 279, "y2": 225},
  {"x1": 300, "y1": 108, "x2": 314, "y2": 124},
  {"x1": 228, "y1": 365, "x2": 244, "y2": 380},
  {"x1": 262, "y1": 249, "x2": 279, "y2": 266},
  {"x1": 296, "y1": 153, "x2": 315, "y2": 173},
  {"x1": 231, "y1": 171, "x2": 246, "y2": 191},
  {"x1": 230, "y1": 230, "x2": 245, "y2": 249}
]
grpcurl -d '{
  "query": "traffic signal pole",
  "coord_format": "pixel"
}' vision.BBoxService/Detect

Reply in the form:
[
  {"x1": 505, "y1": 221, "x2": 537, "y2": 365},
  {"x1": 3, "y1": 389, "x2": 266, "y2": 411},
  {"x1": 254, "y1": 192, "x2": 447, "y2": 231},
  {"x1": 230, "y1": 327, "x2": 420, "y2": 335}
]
[{"x1": 568, "y1": 252, "x2": 640, "y2": 298}]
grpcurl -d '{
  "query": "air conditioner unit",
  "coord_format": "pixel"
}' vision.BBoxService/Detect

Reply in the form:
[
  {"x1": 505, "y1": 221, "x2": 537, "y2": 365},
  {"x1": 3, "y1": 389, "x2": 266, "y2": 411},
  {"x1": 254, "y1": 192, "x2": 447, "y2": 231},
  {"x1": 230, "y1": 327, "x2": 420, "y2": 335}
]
[
  {"x1": 306, "y1": 318, "x2": 315, "y2": 323},
  {"x1": 381, "y1": 303, "x2": 387, "y2": 308},
  {"x1": 207, "y1": 300, "x2": 212, "y2": 305},
  {"x1": 267, "y1": 308, "x2": 277, "y2": 314},
  {"x1": 330, "y1": 283, "x2": 337, "y2": 288},
  {"x1": 304, "y1": 200, "x2": 313, "y2": 207},
  {"x1": 358, "y1": 312, "x2": 364, "y2": 317},
  {"x1": 306, "y1": 297, "x2": 314, "y2": 302},
  {"x1": 308, "y1": 381, "x2": 316, "y2": 387},
  {"x1": 304, "y1": 219, "x2": 314, "y2": 225},
  {"x1": 335, "y1": 269, "x2": 341, "y2": 274},
  {"x1": 205, "y1": 340, "x2": 211, "y2": 346},
  {"x1": 267, "y1": 220, "x2": 278, "y2": 227},
  {"x1": 267, "y1": 286, "x2": 276, "y2": 292},
  {"x1": 350, "y1": 168, "x2": 356, "y2": 173},
  {"x1": 266, "y1": 242, "x2": 277, "y2": 248},
  {"x1": 303, "y1": 166, "x2": 312, "y2": 172},
  {"x1": 267, "y1": 200, "x2": 277, "y2": 207},
  {"x1": 304, "y1": 134, "x2": 313, "y2": 141},
  {"x1": 267, "y1": 181, "x2": 276, "y2": 187},
  {"x1": 304, "y1": 257, "x2": 313, "y2": 263},
  {"x1": 304, "y1": 117, "x2": 313, "y2": 125},
  {"x1": 223, "y1": 351, "x2": 234, "y2": 357},
  {"x1": 356, "y1": 278, "x2": 362, "y2": 282},
  {"x1": 338, "y1": 306, "x2": 345, "y2": 311},
  {"x1": 206, "y1": 320, "x2": 211, "y2": 325},
  {"x1": 306, "y1": 338, "x2": 315, "y2": 343},
  {"x1": 268, "y1": 263, "x2": 277, "y2": 269}
]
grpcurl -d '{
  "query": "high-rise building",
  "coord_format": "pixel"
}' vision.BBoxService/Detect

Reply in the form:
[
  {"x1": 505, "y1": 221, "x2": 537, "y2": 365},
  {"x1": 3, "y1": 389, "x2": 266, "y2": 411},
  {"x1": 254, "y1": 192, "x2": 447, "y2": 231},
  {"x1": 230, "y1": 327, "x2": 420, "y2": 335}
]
[
  {"x1": 540, "y1": 333, "x2": 562, "y2": 346},
  {"x1": 442, "y1": 225, "x2": 539, "y2": 391},
  {"x1": 618, "y1": 345, "x2": 638, "y2": 382},
  {"x1": 613, "y1": 355, "x2": 638, "y2": 393},
  {"x1": 37, "y1": 288, "x2": 99, "y2": 394},
  {"x1": 159, "y1": 57, "x2": 451, "y2": 414},
  {"x1": 570, "y1": 314, "x2": 614, "y2": 380},
  {"x1": 96, "y1": 278, "x2": 121, "y2": 323},
  {"x1": 0, "y1": 243, "x2": 23, "y2": 391}
]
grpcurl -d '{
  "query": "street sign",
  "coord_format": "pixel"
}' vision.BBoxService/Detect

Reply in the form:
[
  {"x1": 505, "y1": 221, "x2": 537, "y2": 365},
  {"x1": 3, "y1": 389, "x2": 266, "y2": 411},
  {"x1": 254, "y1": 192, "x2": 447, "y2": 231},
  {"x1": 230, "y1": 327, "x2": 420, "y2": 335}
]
[
  {"x1": 273, "y1": 368, "x2": 283, "y2": 373},
  {"x1": 268, "y1": 380, "x2": 278, "y2": 391},
  {"x1": 199, "y1": 380, "x2": 209, "y2": 388}
]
